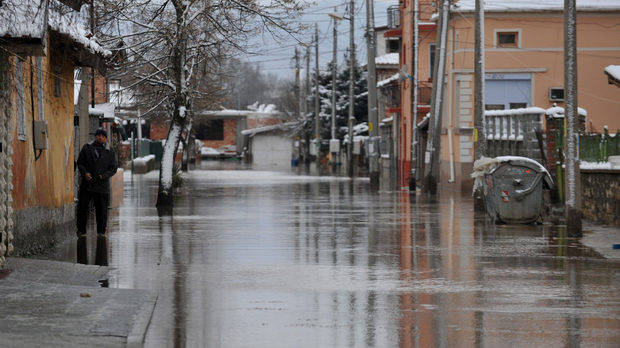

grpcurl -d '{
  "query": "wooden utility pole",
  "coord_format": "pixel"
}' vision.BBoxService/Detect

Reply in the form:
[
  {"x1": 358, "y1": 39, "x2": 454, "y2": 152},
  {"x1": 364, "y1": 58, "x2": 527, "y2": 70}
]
[
  {"x1": 564, "y1": 0, "x2": 582, "y2": 236},
  {"x1": 347, "y1": 0, "x2": 356, "y2": 178},
  {"x1": 366, "y1": 0, "x2": 379, "y2": 190},
  {"x1": 423, "y1": 0, "x2": 450, "y2": 194},
  {"x1": 314, "y1": 23, "x2": 321, "y2": 171}
]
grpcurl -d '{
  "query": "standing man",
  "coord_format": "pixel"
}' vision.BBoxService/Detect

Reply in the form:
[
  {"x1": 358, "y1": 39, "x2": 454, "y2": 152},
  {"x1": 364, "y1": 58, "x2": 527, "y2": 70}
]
[{"x1": 76, "y1": 128, "x2": 118, "y2": 237}]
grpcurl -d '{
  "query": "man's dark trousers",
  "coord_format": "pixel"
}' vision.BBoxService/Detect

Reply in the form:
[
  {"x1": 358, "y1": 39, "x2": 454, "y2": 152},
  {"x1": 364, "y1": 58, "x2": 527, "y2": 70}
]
[{"x1": 77, "y1": 189, "x2": 109, "y2": 235}]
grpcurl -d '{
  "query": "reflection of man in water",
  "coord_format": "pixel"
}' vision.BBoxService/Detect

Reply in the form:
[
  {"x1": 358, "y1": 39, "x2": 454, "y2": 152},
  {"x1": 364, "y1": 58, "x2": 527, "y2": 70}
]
[{"x1": 76, "y1": 128, "x2": 118, "y2": 237}]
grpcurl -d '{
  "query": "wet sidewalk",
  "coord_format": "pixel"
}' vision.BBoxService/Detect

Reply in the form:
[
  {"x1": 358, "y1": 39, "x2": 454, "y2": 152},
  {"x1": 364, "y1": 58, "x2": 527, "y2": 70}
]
[{"x1": 0, "y1": 257, "x2": 156, "y2": 348}]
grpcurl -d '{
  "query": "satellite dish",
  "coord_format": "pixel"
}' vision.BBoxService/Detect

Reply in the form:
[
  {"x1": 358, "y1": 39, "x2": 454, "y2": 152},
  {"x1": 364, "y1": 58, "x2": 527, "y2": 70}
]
[{"x1": 399, "y1": 64, "x2": 413, "y2": 82}]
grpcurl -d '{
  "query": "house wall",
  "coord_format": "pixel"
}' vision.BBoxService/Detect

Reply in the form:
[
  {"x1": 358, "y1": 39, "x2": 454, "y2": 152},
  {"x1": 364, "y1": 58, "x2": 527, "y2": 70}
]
[
  {"x1": 200, "y1": 118, "x2": 238, "y2": 150},
  {"x1": 10, "y1": 42, "x2": 77, "y2": 255},
  {"x1": 398, "y1": 0, "x2": 438, "y2": 188},
  {"x1": 250, "y1": 134, "x2": 294, "y2": 171},
  {"x1": 442, "y1": 10, "x2": 620, "y2": 192}
]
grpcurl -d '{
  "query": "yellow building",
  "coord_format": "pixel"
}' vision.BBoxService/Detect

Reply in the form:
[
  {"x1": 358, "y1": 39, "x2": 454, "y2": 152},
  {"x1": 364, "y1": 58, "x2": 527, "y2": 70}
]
[{"x1": 0, "y1": 0, "x2": 109, "y2": 261}]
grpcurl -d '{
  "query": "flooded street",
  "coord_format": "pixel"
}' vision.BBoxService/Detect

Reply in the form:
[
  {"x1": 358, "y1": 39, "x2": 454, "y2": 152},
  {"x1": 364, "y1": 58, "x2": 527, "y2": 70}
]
[{"x1": 49, "y1": 162, "x2": 620, "y2": 347}]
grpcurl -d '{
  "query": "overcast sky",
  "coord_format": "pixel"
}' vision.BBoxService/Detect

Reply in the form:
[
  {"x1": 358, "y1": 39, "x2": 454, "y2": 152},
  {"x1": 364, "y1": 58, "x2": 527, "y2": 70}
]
[{"x1": 244, "y1": 0, "x2": 397, "y2": 80}]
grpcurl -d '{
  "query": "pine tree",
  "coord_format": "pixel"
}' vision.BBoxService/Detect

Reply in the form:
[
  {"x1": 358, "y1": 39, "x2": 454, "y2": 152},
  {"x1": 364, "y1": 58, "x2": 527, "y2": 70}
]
[{"x1": 335, "y1": 48, "x2": 368, "y2": 139}]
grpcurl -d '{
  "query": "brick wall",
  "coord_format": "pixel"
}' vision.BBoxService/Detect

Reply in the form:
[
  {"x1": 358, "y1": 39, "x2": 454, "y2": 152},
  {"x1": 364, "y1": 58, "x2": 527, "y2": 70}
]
[
  {"x1": 581, "y1": 169, "x2": 620, "y2": 226},
  {"x1": 201, "y1": 119, "x2": 237, "y2": 150},
  {"x1": 87, "y1": 70, "x2": 108, "y2": 104},
  {"x1": 150, "y1": 120, "x2": 169, "y2": 140}
]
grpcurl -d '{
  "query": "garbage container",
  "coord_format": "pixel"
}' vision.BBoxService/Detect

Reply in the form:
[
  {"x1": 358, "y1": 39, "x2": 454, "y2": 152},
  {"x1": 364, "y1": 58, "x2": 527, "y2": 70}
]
[{"x1": 477, "y1": 156, "x2": 553, "y2": 224}]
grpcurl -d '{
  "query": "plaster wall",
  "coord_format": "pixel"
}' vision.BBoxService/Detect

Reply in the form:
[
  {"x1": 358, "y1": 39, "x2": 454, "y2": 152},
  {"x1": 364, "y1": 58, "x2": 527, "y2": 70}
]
[{"x1": 9, "y1": 41, "x2": 77, "y2": 254}]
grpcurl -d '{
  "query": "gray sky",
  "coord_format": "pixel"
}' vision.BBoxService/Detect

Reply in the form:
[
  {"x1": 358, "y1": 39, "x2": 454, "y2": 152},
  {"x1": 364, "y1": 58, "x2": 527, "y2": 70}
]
[{"x1": 244, "y1": 0, "x2": 397, "y2": 80}]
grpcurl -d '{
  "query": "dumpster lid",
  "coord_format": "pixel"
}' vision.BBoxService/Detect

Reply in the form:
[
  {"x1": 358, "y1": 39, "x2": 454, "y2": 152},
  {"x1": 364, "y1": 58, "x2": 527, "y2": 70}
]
[{"x1": 472, "y1": 156, "x2": 553, "y2": 189}]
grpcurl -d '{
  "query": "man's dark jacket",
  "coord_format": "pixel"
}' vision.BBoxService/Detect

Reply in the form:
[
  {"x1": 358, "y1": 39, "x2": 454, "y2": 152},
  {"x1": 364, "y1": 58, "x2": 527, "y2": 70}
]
[{"x1": 77, "y1": 140, "x2": 118, "y2": 194}]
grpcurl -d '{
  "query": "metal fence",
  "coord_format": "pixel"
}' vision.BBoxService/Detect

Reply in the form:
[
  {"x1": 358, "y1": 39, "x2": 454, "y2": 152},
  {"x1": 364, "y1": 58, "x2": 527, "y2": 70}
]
[{"x1": 580, "y1": 129, "x2": 619, "y2": 162}]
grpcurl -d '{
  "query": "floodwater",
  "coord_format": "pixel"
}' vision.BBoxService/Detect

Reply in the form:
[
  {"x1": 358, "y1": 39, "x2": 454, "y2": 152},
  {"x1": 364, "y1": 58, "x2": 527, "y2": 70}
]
[{"x1": 49, "y1": 161, "x2": 620, "y2": 347}]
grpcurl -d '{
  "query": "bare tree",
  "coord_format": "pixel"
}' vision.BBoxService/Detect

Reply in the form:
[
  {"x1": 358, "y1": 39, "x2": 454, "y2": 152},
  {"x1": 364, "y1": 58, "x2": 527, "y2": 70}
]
[{"x1": 95, "y1": 0, "x2": 307, "y2": 207}]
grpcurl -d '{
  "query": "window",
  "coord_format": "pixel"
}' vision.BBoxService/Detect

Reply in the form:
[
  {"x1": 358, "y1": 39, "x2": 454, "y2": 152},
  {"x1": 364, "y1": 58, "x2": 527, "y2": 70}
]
[
  {"x1": 509, "y1": 103, "x2": 527, "y2": 109},
  {"x1": 196, "y1": 120, "x2": 224, "y2": 140},
  {"x1": 387, "y1": 39, "x2": 400, "y2": 53},
  {"x1": 429, "y1": 43, "x2": 436, "y2": 80},
  {"x1": 496, "y1": 31, "x2": 518, "y2": 48},
  {"x1": 485, "y1": 104, "x2": 504, "y2": 111}
]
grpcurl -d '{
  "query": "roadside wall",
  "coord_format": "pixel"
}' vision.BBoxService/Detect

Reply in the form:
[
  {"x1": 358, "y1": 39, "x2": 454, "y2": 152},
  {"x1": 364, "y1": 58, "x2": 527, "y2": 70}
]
[{"x1": 581, "y1": 169, "x2": 620, "y2": 226}]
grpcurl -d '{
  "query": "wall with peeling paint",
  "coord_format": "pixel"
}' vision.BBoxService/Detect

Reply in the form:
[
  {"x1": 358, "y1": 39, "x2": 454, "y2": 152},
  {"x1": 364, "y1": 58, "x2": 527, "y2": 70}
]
[{"x1": 9, "y1": 39, "x2": 77, "y2": 255}]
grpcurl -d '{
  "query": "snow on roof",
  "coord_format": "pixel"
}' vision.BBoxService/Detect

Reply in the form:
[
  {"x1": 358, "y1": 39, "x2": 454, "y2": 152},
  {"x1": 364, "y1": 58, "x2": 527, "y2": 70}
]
[
  {"x1": 199, "y1": 108, "x2": 287, "y2": 119},
  {"x1": 605, "y1": 65, "x2": 620, "y2": 81},
  {"x1": 48, "y1": 0, "x2": 111, "y2": 57},
  {"x1": 485, "y1": 107, "x2": 546, "y2": 116},
  {"x1": 545, "y1": 106, "x2": 588, "y2": 118},
  {"x1": 375, "y1": 53, "x2": 399, "y2": 66},
  {"x1": 453, "y1": 0, "x2": 620, "y2": 12},
  {"x1": 0, "y1": 0, "x2": 47, "y2": 39},
  {"x1": 377, "y1": 73, "x2": 399, "y2": 88},
  {"x1": 240, "y1": 121, "x2": 299, "y2": 136},
  {"x1": 0, "y1": 0, "x2": 110, "y2": 58}
]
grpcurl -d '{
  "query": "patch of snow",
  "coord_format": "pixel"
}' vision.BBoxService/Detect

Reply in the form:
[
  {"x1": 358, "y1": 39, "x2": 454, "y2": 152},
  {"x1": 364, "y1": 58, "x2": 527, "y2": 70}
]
[
  {"x1": 545, "y1": 106, "x2": 588, "y2": 118},
  {"x1": 0, "y1": 0, "x2": 111, "y2": 58},
  {"x1": 375, "y1": 53, "x2": 399, "y2": 65},
  {"x1": 133, "y1": 154, "x2": 155, "y2": 165},
  {"x1": 485, "y1": 107, "x2": 545, "y2": 116},
  {"x1": 580, "y1": 161, "x2": 613, "y2": 170},
  {"x1": 377, "y1": 73, "x2": 399, "y2": 88},
  {"x1": 0, "y1": 0, "x2": 47, "y2": 39},
  {"x1": 47, "y1": 0, "x2": 111, "y2": 57},
  {"x1": 605, "y1": 65, "x2": 620, "y2": 81}
]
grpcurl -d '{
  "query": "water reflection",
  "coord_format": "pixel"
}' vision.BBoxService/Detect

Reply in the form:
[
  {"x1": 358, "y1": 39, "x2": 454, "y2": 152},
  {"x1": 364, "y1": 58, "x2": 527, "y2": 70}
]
[
  {"x1": 76, "y1": 234, "x2": 108, "y2": 267},
  {"x1": 45, "y1": 162, "x2": 620, "y2": 347}
]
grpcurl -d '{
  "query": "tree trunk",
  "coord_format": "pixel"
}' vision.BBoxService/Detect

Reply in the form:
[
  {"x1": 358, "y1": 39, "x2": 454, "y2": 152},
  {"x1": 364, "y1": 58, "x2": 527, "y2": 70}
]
[{"x1": 156, "y1": 0, "x2": 189, "y2": 207}]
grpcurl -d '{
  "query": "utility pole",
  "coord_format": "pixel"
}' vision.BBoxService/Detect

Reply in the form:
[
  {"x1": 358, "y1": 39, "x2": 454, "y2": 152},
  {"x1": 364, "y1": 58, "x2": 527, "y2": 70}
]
[
  {"x1": 90, "y1": 0, "x2": 95, "y2": 108},
  {"x1": 366, "y1": 0, "x2": 379, "y2": 190},
  {"x1": 423, "y1": 0, "x2": 450, "y2": 194},
  {"x1": 305, "y1": 45, "x2": 311, "y2": 118},
  {"x1": 473, "y1": 0, "x2": 486, "y2": 207},
  {"x1": 295, "y1": 47, "x2": 301, "y2": 124},
  {"x1": 314, "y1": 23, "x2": 321, "y2": 172},
  {"x1": 347, "y1": 0, "x2": 356, "y2": 178},
  {"x1": 410, "y1": 0, "x2": 420, "y2": 190},
  {"x1": 474, "y1": 0, "x2": 486, "y2": 160},
  {"x1": 564, "y1": 0, "x2": 582, "y2": 236},
  {"x1": 330, "y1": 8, "x2": 339, "y2": 172}
]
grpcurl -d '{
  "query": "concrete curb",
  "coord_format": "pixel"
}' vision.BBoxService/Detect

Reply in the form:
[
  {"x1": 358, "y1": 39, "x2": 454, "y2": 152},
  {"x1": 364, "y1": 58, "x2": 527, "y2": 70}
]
[
  {"x1": 127, "y1": 293, "x2": 158, "y2": 348},
  {"x1": 582, "y1": 225, "x2": 620, "y2": 260}
]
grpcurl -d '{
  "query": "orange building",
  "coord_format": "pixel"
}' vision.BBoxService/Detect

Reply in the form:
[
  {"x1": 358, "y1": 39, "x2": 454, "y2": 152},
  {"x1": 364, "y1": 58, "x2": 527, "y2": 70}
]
[{"x1": 393, "y1": 0, "x2": 620, "y2": 192}]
